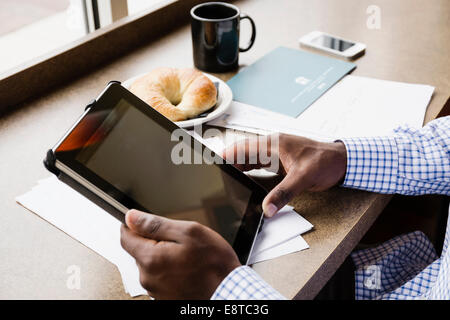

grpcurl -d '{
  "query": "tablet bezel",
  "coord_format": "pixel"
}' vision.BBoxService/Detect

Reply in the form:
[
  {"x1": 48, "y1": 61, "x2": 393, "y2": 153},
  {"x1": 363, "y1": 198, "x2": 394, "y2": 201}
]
[{"x1": 51, "y1": 83, "x2": 267, "y2": 265}]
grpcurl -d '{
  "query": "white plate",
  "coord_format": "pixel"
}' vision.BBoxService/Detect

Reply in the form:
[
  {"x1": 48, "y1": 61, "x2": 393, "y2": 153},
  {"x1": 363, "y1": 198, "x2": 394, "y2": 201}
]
[{"x1": 122, "y1": 72, "x2": 232, "y2": 128}]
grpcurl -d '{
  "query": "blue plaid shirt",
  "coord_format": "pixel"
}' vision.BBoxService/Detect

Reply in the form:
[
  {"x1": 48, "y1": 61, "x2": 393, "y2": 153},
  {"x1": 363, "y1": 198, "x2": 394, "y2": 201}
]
[{"x1": 212, "y1": 116, "x2": 450, "y2": 300}]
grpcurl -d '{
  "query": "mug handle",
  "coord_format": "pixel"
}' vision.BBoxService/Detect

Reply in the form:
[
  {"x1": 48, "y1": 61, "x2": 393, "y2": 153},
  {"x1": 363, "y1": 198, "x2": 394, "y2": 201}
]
[{"x1": 239, "y1": 14, "x2": 256, "y2": 52}]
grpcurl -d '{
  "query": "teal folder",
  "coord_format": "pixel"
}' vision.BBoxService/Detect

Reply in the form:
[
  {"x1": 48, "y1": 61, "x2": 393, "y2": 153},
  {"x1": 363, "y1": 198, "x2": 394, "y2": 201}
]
[{"x1": 227, "y1": 47, "x2": 356, "y2": 117}]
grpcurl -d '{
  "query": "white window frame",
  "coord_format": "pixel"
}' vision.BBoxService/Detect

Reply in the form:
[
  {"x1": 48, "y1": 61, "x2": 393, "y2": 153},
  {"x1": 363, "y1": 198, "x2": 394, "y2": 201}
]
[{"x1": 83, "y1": 0, "x2": 129, "y2": 32}]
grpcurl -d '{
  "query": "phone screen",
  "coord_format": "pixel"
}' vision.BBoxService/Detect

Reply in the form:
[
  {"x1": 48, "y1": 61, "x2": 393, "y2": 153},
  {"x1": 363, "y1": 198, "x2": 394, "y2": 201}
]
[{"x1": 311, "y1": 34, "x2": 355, "y2": 52}]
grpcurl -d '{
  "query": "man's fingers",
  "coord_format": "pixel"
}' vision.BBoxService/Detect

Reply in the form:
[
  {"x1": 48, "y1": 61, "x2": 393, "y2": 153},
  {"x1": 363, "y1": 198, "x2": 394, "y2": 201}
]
[
  {"x1": 120, "y1": 224, "x2": 158, "y2": 260},
  {"x1": 221, "y1": 137, "x2": 275, "y2": 171},
  {"x1": 262, "y1": 170, "x2": 309, "y2": 217},
  {"x1": 221, "y1": 138, "x2": 261, "y2": 171},
  {"x1": 125, "y1": 209, "x2": 184, "y2": 242}
]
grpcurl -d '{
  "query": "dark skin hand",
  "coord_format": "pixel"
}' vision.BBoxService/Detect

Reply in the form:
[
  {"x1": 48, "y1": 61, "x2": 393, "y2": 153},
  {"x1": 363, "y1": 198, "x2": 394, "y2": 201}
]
[
  {"x1": 222, "y1": 134, "x2": 348, "y2": 217},
  {"x1": 120, "y1": 210, "x2": 240, "y2": 299},
  {"x1": 120, "y1": 134, "x2": 347, "y2": 299}
]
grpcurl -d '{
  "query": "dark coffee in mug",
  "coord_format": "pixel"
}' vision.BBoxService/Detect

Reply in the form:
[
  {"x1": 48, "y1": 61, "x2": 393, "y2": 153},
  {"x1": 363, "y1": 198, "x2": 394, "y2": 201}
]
[{"x1": 191, "y1": 2, "x2": 256, "y2": 73}]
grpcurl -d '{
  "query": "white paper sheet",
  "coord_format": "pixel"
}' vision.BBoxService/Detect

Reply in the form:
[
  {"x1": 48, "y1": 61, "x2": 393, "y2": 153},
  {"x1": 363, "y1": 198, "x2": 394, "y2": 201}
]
[
  {"x1": 209, "y1": 102, "x2": 333, "y2": 142},
  {"x1": 248, "y1": 236, "x2": 309, "y2": 265},
  {"x1": 294, "y1": 75, "x2": 434, "y2": 137},
  {"x1": 209, "y1": 75, "x2": 434, "y2": 139},
  {"x1": 16, "y1": 177, "x2": 147, "y2": 297},
  {"x1": 253, "y1": 206, "x2": 313, "y2": 254},
  {"x1": 16, "y1": 177, "x2": 312, "y2": 297}
]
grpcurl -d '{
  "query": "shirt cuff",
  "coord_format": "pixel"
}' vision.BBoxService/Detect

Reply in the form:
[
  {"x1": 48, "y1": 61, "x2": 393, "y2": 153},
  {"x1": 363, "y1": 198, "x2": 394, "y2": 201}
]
[
  {"x1": 211, "y1": 266, "x2": 286, "y2": 300},
  {"x1": 339, "y1": 136, "x2": 399, "y2": 193}
]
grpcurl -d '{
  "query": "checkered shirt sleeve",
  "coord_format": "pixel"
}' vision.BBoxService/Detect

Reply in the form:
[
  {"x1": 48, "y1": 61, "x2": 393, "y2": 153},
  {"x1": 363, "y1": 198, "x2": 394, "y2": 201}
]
[
  {"x1": 428, "y1": 216, "x2": 450, "y2": 300},
  {"x1": 352, "y1": 209, "x2": 450, "y2": 300},
  {"x1": 211, "y1": 266, "x2": 286, "y2": 300},
  {"x1": 212, "y1": 117, "x2": 449, "y2": 300},
  {"x1": 341, "y1": 116, "x2": 450, "y2": 195},
  {"x1": 342, "y1": 116, "x2": 450, "y2": 300},
  {"x1": 351, "y1": 231, "x2": 440, "y2": 299}
]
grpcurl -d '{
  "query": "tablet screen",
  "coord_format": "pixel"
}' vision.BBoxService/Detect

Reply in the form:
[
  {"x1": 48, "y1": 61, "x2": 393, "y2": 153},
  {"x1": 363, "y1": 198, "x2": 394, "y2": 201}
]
[{"x1": 56, "y1": 96, "x2": 260, "y2": 247}]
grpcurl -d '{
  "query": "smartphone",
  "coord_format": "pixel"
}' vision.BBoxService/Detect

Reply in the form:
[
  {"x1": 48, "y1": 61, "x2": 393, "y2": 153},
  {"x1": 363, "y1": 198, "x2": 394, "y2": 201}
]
[{"x1": 299, "y1": 31, "x2": 365, "y2": 59}]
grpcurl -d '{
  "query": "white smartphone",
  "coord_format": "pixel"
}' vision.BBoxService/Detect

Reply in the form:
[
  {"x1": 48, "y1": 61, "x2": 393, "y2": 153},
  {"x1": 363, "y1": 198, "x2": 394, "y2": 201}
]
[{"x1": 299, "y1": 31, "x2": 366, "y2": 59}]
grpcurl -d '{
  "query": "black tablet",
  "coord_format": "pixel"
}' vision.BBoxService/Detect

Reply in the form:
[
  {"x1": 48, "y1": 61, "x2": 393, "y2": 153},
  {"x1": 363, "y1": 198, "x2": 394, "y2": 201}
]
[{"x1": 44, "y1": 82, "x2": 266, "y2": 265}]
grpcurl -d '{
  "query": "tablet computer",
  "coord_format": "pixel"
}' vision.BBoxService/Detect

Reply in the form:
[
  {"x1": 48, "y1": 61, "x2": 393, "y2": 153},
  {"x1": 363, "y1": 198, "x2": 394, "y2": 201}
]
[{"x1": 44, "y1": 82, "x2": 266, "y2": 265}]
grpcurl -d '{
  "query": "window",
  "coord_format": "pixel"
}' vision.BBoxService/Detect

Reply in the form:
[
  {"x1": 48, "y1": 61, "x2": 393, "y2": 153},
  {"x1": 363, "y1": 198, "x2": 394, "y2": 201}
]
[{"x1": 0, "y1": 0, "x2": 172, "y2": 75}]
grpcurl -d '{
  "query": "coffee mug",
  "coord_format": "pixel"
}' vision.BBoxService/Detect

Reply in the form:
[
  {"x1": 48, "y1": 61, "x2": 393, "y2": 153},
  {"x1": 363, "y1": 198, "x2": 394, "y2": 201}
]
[{"x1": 191, "y1": 2, "x2": 256, "y2": 73}]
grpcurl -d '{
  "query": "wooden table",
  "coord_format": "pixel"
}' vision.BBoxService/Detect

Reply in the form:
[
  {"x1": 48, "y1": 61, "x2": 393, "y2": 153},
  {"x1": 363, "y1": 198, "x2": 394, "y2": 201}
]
[{"x1": 0, "y1": 0, "x2": 449, "y2": 299}]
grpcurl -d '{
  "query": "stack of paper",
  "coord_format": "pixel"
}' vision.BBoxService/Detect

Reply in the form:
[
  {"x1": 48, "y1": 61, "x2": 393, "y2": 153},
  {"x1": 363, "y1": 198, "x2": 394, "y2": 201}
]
[
  {"x1": 248, "y1": 206, "x2": 312, "y2": 265},
  {"x1": 16, "y1": 177, "x2": 313, "y2": 297},
  {"x1": 207, "y1": 102, "x2": 333, "y2": 142},
  {"x1": 209, "y1": 75, "x2": 435, "y2": 139}
]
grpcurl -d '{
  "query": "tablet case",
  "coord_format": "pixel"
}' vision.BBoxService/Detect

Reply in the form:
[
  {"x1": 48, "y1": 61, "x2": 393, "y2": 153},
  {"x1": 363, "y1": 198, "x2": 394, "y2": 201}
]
[{"x1": 43, "y1": 81, "x2": 126, "y2": 224}]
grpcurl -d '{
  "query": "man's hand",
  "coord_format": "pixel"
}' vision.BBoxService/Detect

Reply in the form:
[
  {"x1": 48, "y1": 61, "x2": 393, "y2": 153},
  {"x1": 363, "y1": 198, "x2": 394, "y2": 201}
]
[
  {"x1": 222, "y1": 134, "x2": 347, "y2": 217},
  {"x1": 120, "y1": 209, "x2": 241, "y2": 299}
]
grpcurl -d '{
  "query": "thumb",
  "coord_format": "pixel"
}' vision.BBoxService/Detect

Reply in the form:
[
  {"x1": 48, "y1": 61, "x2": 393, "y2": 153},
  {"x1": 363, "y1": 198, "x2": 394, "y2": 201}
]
[
  {"x1": 125, "y1": 209, "x2": 184, "y2": 242},
  {"x1": 262, "y1": 171, "x2": 307, "y2": 217}
]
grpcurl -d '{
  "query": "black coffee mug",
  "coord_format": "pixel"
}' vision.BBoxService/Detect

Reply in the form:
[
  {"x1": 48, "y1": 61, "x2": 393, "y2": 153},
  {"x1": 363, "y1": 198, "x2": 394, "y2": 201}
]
[{"x1": 191, "y1": 2, "x2": 256, "y2": 73}]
